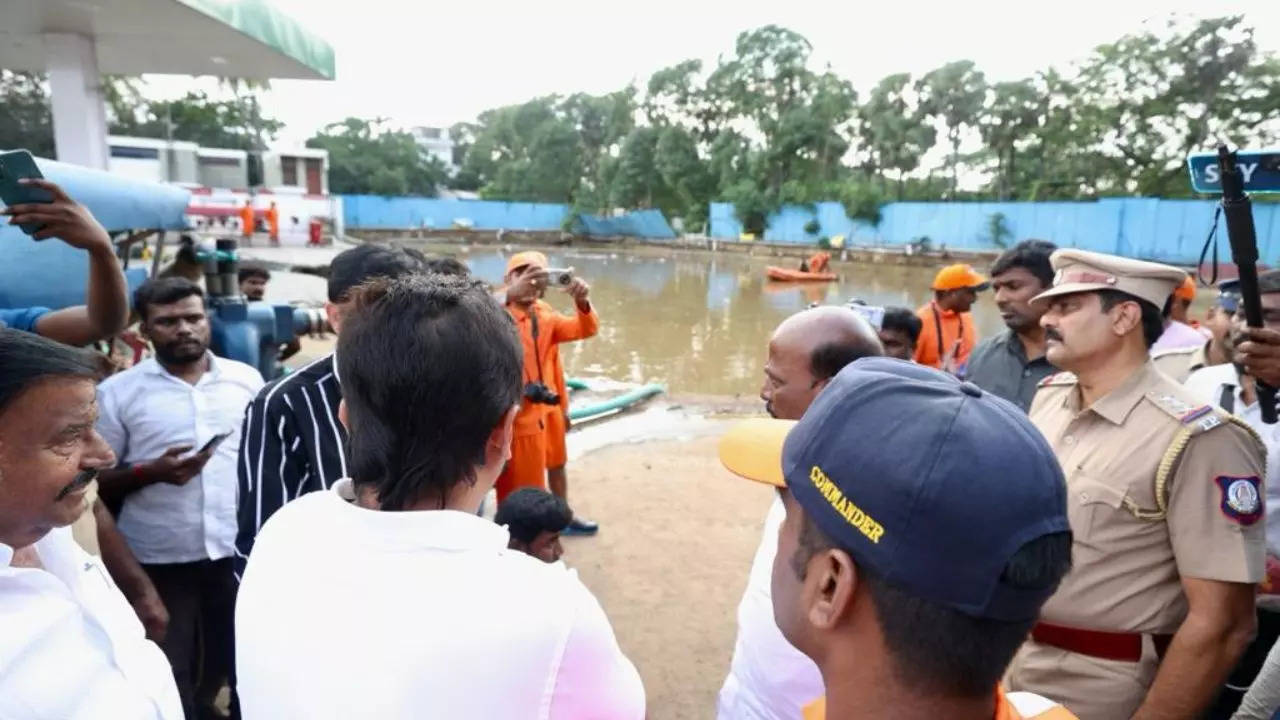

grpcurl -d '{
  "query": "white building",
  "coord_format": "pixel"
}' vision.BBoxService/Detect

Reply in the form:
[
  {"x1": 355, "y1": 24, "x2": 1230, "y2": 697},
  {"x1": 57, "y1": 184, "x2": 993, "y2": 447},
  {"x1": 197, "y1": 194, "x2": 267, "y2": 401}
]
[
  {"x1": 108, "y1": 135, "x2": 199, "y2": 185},
  {"x1": 410, "y1": 126, "x2": 456, "y2": 172},
  {"x1": 260, "y1": 148, "x2": 329, "y2": 196}
]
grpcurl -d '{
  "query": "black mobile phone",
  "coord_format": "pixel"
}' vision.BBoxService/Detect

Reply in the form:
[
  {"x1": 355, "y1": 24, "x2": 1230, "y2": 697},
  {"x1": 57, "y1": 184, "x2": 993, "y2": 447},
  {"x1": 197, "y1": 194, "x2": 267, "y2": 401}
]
[
  {"x1": 199, "y1": 432, "x2": 232, "y2": 454},
  {"x1": 0, "y1": 150, "x2": 52, "y2": 235}
]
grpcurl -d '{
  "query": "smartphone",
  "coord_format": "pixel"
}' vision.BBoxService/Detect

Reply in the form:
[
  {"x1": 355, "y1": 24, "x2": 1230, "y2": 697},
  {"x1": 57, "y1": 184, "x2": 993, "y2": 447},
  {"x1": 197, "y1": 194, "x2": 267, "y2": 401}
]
[
  {"x1": 199, "y1": 432, "x2": 232, "y2": 455},
  {"x1": 0, "y1": 150, "x2": 52, "y2": 235}
]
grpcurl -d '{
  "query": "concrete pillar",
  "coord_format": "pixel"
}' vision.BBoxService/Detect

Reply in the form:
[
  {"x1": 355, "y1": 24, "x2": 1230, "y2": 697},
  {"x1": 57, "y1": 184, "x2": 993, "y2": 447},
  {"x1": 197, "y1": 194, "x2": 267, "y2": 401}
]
[{"x1": 44, "y1": 33, "x2": 110, "y2": 170}]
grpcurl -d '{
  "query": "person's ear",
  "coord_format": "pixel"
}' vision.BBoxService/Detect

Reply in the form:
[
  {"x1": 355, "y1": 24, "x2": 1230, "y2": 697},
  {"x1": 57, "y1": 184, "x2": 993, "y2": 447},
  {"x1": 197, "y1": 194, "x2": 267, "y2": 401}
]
[
  {"x1": 806, "y1": 548, "x2": 858, "y2": 630},
  {"x1": 325, "y1": 301, "x2": 343, "y2": 335},
  {"x1": 337, "y1": 399, "x2": 349, "y2": 431},
  {"x1": 488, "y1": 404, "x2": 519, "y2": 465},
  {"x1": 1110, "y1": 300, "x2": 1142, "y2": 338}
]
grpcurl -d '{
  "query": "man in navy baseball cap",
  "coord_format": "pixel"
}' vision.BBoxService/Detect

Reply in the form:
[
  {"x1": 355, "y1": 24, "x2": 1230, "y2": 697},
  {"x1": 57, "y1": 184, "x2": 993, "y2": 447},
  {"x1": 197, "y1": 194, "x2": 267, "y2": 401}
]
[{"x1": 718, "y1": 357, "x2": 1076, "y2": 720}]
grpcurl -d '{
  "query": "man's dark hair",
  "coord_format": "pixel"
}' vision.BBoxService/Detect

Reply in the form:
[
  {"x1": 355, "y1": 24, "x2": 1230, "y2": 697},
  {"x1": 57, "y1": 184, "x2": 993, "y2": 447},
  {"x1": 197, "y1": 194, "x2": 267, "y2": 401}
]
[
  {"x1": 1098, "y1": 290, "x2": 1163, "y2": 349},
  {"x1": 791, "y1": 514, "x2": 1071, "y2": 697},
  {"x1": 338, "y1": 273, "x2": 522, "y2": 511},
  {"x1": 238, "y1": 264, "x2": 271, "y2": 283},
  {"x1": 494, "y1": 488, "x2": 572, "y2": 543},
  {"x1": 880, "y1": 307, "x2": 923, "y2": 344},
  {"x1": 133, "y1": 277, "x2": 205, "y2": 322},
  {"x1": 327, "y1": 244, "x2": 426, "y2": 303},
  {"x1": 990, "y1": 240, "x2": 1057, "y2": 288},
  {"x1": 425, "y1": 256, "x2": 471, "y2": 277},
  {"x1": 0, "y1": 328, "x2": 108, "y2": 416}
]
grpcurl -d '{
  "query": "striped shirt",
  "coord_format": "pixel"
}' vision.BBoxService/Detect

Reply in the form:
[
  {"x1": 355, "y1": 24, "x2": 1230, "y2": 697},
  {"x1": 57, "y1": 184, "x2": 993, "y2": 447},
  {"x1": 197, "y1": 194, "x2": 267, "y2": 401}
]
[{"x1": 234, "y1": 354, "x2": 347, "y2": 579}]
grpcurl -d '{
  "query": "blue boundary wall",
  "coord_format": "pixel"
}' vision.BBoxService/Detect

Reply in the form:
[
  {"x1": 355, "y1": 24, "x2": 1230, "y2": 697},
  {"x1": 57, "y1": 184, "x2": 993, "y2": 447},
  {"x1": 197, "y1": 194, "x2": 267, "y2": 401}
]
[
  {"x1": 343, "y1": 195, "x2": 677, "y2": 239},
  {"x1": 709, "y1": 199, "x2": 1280, "y2": 265},
  {"x1": 344, "y1": 195, "x2": 569, "y2": 231},
  {"x1": 574, "y1": 209, "x2": 676, "y2": 239}
]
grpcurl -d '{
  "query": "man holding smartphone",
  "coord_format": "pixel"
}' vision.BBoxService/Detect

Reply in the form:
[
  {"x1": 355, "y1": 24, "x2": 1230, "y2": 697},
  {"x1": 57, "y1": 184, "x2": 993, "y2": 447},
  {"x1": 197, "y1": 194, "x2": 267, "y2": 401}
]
[
  {"x1": 1, "y1": 178, "x2": 130, "y2": 346},
  {"x1": 96, "y1": 277, "x2": 264, "y2": 720}
]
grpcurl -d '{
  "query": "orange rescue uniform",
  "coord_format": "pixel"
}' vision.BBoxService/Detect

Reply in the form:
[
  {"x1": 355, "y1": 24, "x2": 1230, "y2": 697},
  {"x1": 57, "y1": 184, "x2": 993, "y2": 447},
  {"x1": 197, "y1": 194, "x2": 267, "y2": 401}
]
[
  {"x1": 239, "y1": 204, "x2": 255, "y2": 238},
  {"x1": 266, "y1": 204, "x2": 280, "y2": 242},
  {"x1": 914, "y1": 301, "x2": 978, "y2": 372},
  {"x1": 497, "y1": 299, "x2": 598, "y2": 502},
  {"x1": 543, "y1": 309, "x2": 570, "y2": 470}
]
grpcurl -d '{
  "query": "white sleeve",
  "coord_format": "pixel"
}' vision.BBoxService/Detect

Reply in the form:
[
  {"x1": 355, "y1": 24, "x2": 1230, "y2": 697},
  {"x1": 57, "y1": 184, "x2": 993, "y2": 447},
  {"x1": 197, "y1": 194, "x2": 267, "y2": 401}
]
[
  {"x1": 95, "y1": 382, "x2": 128, "y2": 460},
  {"x1": 1233, "y1": 638, "x2": 1280, "y2": 719},
  {"x1": 549, "y1": 577, "x2": 646, "y2": 720}
]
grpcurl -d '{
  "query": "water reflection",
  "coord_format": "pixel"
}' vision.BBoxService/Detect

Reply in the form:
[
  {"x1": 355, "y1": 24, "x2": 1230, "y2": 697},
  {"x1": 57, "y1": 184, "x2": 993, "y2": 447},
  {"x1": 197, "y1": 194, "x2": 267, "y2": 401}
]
[{"x1": 418, "y1": 244, "x2": 1003, "y2": 397}]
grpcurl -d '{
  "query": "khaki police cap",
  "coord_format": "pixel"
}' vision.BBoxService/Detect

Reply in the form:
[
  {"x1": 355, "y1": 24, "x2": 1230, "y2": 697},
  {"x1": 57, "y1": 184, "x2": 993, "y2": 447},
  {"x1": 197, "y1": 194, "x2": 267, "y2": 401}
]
[{"x1": 1031, "y1": 249, "x2": 1188, "y2": 308}]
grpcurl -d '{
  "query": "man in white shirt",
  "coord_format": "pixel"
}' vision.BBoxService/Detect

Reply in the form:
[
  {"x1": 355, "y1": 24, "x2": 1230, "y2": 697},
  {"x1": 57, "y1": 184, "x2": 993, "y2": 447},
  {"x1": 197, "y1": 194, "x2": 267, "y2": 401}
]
[
  {"x1": 236, "y1": 273, "x2": 644, "y2": 720},
  {"x1": 96, "y1": 277, "x2": 264, "y2": 719},
  {"x1": 719, "y1": 306, "x2": 883, "y2": 720},
  {"x1": 0, "y1": 327, "x2": 182, "y2": 719}
]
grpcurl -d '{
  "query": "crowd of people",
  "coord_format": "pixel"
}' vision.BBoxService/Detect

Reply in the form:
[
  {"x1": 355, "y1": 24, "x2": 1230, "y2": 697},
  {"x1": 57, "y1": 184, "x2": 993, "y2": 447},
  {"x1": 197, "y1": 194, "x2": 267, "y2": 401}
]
[{"x1": 9, "y1": 181, "x2": 1280, "y2": 719}]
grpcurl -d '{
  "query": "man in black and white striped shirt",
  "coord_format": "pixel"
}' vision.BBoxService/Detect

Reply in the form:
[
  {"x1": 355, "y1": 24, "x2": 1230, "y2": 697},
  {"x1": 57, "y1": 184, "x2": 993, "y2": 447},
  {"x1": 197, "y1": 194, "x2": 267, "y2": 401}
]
[{"x1": 234, "y1": 245, "x2": 429, "y2": 578}]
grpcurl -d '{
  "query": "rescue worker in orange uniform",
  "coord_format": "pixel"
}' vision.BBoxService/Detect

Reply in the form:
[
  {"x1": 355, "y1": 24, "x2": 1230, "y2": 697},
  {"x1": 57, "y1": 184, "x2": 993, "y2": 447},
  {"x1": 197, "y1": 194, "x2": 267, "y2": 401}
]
[
  {"x1": 799, "y1": 251, "x2": 830, "y2": 274},
  {"x1": 542, "y1": 325, "x2": 599, "y2": 535},
  {"x1": 498, "y1": 252, "x2": 598, "y2": 505},
  {"x1": 239, "y1": 201, "x2": 255, "y2": 241},
  {"x1": 915, "y1": 263, "x2": 989, "y2": 374},
  {"x1": 266, "y1": 202, "x2": 280, "y2": 245}
]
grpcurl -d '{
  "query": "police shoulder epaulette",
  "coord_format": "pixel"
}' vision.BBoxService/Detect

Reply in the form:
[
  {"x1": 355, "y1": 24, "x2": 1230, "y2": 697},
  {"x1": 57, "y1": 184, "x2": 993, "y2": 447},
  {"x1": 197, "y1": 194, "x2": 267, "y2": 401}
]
[
  {"x1": 1147, "y1": 391, "x2": 1228, "y2": 433},
  {"x1": 1038, "y1": 372, "x2": 1077, "y2": 387}
]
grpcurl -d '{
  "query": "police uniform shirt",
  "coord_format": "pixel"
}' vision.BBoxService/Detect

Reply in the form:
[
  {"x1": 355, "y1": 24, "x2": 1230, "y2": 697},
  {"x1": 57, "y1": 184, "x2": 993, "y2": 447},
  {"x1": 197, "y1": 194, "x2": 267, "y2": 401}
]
[
  {"x1": 1030, "y1": 361, "x2": 1265, "y2": 634},
  {"x1": 1185, "y1": 363, "x2": 1280, "y2": 559},
  {"x1": 1151, "y1": 341, "x2": 1211, "y2": 384}
]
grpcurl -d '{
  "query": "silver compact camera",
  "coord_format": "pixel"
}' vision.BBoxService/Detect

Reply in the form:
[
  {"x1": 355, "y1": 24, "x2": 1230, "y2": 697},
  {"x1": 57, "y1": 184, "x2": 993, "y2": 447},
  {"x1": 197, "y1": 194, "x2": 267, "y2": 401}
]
[{"x1": 546, "y1": 267, "x2": 575, "y2": 287}]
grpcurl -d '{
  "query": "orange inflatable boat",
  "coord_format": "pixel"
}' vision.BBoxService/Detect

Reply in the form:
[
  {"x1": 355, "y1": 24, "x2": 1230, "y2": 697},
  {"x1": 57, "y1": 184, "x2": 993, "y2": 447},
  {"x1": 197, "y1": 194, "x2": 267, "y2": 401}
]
[{"x1": 766, "y1": 266, "x2": 837, "y2": 282}]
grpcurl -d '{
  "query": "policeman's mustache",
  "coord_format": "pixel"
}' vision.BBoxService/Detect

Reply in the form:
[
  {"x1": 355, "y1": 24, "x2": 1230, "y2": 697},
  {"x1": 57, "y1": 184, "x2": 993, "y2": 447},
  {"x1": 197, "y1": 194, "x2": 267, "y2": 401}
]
[{"x1": 1045, "y1": 327, "x2": 1065, "y2": 343}]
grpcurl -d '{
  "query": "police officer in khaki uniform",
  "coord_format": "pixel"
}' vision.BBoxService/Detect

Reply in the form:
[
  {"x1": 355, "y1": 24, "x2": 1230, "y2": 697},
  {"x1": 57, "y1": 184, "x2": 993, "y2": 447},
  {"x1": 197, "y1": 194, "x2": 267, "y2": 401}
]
[{"x1": 1005, "y1": 249, "x2": 1266, "y2": 720}]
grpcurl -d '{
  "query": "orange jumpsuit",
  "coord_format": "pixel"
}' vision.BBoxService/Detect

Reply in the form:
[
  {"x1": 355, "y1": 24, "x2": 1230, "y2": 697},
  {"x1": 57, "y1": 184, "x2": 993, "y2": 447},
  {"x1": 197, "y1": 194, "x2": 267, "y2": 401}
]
[
  {"x1": 240, "y1": 203, "x2": 255, "y2": 238},
  {"x1": 497, "y1": 300, "x2": 598, "y2": 503},
  {"x1": 914, "y1": 301, "x2": 977, "y2": 374},
  {"x1": 267, "y1": 204, "x2": 280, "y2": 243},
  {"x1": 805, "y1": 251, "x2": 830, "y2": 273},
  {"x1": 544, "y1": 319, "x2": 570, "y2": 470}
]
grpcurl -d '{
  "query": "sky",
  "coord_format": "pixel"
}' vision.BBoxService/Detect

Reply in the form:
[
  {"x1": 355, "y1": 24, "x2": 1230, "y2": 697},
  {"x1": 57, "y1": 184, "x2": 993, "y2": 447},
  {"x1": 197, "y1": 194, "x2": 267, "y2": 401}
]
[{"x1": 144, "y1": 0, "x2": 1280, "y2": 148}]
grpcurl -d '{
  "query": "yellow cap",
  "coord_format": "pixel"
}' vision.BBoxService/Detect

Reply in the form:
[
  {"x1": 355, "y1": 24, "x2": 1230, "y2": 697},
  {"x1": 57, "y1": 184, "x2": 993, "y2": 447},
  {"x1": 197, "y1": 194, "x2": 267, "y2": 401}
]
[{"x1": 718, "y1": 418, "x2": 796, "y2": 488}]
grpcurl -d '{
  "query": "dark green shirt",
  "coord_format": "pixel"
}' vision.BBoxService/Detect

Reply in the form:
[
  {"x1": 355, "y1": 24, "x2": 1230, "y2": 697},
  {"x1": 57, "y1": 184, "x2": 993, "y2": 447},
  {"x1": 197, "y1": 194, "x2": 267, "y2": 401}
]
[{"x1": 965, "y1": 329, "x2": 1057, "y2": 413}]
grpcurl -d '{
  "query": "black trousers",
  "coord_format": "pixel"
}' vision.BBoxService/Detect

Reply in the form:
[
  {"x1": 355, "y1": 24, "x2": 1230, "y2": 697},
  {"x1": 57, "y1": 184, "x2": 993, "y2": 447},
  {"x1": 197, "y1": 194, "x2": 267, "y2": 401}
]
[{"x1": 142, "y1": 557, "x2": 238, "y2": 720}]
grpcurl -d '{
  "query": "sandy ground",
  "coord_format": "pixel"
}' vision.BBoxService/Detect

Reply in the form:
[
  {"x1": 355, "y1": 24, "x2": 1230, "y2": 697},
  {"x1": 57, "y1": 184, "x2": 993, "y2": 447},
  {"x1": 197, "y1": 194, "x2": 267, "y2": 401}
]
[{"x1": 560, "y1": 430, "x2": 775, "y2": 719}]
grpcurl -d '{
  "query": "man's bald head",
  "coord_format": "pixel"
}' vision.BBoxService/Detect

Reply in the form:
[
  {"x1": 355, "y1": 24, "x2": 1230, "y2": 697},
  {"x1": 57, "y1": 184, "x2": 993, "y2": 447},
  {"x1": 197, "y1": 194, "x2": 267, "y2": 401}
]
[{"x1": 762, "y1": 306, "x2": 884, "y2": 419}]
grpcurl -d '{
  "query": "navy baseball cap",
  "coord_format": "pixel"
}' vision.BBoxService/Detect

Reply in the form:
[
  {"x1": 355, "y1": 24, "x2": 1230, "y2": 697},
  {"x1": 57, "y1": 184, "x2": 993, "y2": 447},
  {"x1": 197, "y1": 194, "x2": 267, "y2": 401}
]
[
  {"x1": 1218, "y1": 278, "x2": 1241, "y2": 313},
  {"x1": 719, "y1": 357, "x2": 1070, "y2": 622}
]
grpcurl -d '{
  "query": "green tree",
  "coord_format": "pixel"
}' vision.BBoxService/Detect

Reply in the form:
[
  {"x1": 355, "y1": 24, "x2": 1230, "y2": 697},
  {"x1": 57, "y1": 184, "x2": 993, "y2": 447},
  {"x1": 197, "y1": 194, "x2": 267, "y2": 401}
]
[
  {"x1": 977, "y1": 79, "x2": 1042, "y2": 199},
  {"x1": 917, "y1": 60, "x2": 987, "y2": 198},
  {"x1": 858, "y1": 73, "x2": 937, "y2": 200},
  {"x1": 306, "y1": 117, "x2": 448, "y2": 196},
  {"x1": 110, "y1": 90, "x2": 284, "y2": 152},
  {"x1": 0, "y1": 71, "x2": 55, "y2": 158},
  {"x1": 1073, "y1": 16, "x2": 1280, "y2": 196}
]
